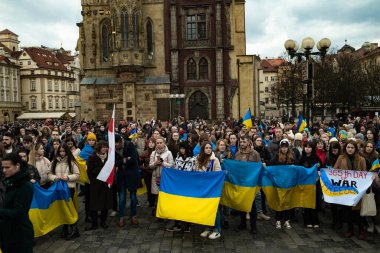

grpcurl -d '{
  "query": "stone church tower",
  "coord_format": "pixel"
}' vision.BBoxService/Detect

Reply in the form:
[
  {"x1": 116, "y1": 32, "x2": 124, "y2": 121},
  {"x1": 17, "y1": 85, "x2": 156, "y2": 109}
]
[{"x1": 78, "y1": 0, "x2": 252, "y2": 121}]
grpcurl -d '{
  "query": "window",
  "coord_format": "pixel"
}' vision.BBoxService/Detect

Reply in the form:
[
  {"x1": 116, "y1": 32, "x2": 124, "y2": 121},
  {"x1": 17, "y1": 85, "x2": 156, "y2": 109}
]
[
  {"x1": 31, "y1": 96, "x2": 37, "y2": 109},
  {"x1": 69, "y1": 82, "x2": 73, "y2": 91},
  {"x1": 62, "y1": 97, "x2": 66, "y2": 108},
  {"x1": 265, "y1": 87, "x2": 269, "y2": 92},
  {"x1": 31, "y1": 70, "x2": 34, "y2": 75},
  {"x1": 101, "y1": 19, "x2": 111, "y2": 61},
  {"x1": 69, "y1": 99, "x2": 74, "y2": 108},
  {"x1": 265, "y1": 76, "x2": 268, "y2": 81},
  {"x1": 55, "y1": 97, "x2": 59, "y2": 109},
  {"x1": 48, "y1": 96, "x2": 53, "y2": 109},
  {"x1": 271, "y1": 76, "x2": 275, "y2": 81},
  {"x1": 30, "y1": 79, "x2": 36, "y2": 91},
  {"x1": 5, "y1": 91, "x2": 9, "y2": 101},
  {"x1": 54, "y1": 81, "x2": 59, "y2": 91},
  {"x1": 186, "y1": 14, "x2": 206, "y2": 40},
  {"x1": 28, "y1": 61, "x2": 31, "y2": 65},
  {"x1": 61, "y1": 81, "x2": 65, "y2": 91},
  {"x1": 187, "y1": 58, "x2": 196, "y2": 80},
  {"x1": 132, "y1": 9, "x2": 139, "y2": 49},
  {"x1": 265, "y1": 98, "x2": 269, "y2": 104},
  {"x1": 271, "y1": 98, "x2": 275, "y2": 104},
  {"x1": 47, "y1": 79, "x2": 52, "y2": 91},
  {"x1": 0, "y1": 91, "x2": 3, "y2": 101},
  {"x1": 120, "y1": 9, "x2": 129, "y2": 49},
  {"x1": 146, "y1": 20, "x2": 153, "y2": 55},
  {"x1": 199, "y1": 58, "x2": 208, "y2": 80},
  {"x1": 13, "y1": 91, "x2": 17, "y2": 102}
]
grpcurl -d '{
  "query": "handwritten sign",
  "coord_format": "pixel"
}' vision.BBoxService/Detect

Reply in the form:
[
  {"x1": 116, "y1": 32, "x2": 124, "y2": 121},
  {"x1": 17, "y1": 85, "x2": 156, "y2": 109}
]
[{"x1": 320, "y1": 168, "x2": 374, "y2": 206}]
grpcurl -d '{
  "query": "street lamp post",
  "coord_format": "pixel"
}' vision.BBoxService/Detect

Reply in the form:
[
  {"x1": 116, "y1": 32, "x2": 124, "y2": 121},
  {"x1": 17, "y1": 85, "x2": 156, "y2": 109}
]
[
  {"x1": 169, "y1": 93, "x2": 185, "y2": 120},
  {"x1": 284, "y1": 37, "x2": 331, "y2": 124}
]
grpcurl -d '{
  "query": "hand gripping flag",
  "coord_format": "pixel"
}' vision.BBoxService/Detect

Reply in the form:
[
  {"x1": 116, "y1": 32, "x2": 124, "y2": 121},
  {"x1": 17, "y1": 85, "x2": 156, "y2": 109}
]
[
  {"x1": 243, "y1": 108, "x2": 253, "y2": 128},
  {"x1": 156, "y1": 168, "x2": 225, "y2": 226},
  {"x1": 97, "y1": 106, "x2": 116, "y2": 186},
  {"x1": 29, "y1": 180, "x2": 78, "y2": 237},
  {"x1": 220, "y1": 159, "x2": 263, "y2": 212}
]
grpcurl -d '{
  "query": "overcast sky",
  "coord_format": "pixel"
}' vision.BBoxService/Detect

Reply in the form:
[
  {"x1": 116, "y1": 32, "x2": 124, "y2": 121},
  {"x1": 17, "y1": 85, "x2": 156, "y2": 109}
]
[{"x1": 1, "y1": 0, "x2": 380, "y2": 58}]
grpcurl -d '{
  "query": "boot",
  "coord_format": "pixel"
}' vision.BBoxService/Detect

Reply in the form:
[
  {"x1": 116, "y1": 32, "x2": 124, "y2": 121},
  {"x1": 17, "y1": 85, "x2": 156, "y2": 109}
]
[
  {"x1": 66, "y1": 224, "x2": 80, "y2": 240},
  {"x1": 344, "y1": 225, "x2": 354, "y2": 238},
  {"x1": 234, "y1": 223, "x2": 246, "y2": 232},
  {"x1": 367, "y1": 222, "x2": 375, "y2": 233},
  {"x1": 118, "y1": 218, "x2": 126, "y2": 228},
  {"x1": 60, "y1": 225, "x2": 69, "y2": 238},
  {"x1": 131, "y1": 216, "x2": 139, "y2": 225},
  {"x1": 250, "y1": 223, "x2": 257, "y2": 234},
  {"x1": 358, "y1": 229, "x2": 365, "y2": 240}
]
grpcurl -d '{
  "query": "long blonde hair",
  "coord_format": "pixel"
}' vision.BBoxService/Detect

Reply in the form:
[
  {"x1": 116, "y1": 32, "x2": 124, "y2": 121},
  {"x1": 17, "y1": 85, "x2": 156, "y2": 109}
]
[{"x1": 28, "y1": 142, "x2": 44, "y2": 166}]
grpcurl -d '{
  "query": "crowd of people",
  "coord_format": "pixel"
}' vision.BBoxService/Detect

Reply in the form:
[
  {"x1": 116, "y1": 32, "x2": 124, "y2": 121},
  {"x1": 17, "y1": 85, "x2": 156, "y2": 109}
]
[{"x1": 1, "y1": 115, "x2": 380, "y2": 251}]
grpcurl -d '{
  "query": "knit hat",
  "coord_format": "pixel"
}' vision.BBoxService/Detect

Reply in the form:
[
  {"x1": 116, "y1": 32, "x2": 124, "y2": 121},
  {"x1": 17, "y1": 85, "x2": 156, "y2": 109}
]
[
  {"x1": 355, "y1": 133, "x2": 365, "y2": 141},
  {"x1": 280, "y1": 139, "x2": 290, "y2": 147},
  {"x1": 329, "y1": 137, "x2": 338, "y2": 144},
  {"x1": 87, "y1": 132, "x2": 97, "y2": 141},
  {"x1": 294, "y1": 133, "x2": 303, "y2": 141}
]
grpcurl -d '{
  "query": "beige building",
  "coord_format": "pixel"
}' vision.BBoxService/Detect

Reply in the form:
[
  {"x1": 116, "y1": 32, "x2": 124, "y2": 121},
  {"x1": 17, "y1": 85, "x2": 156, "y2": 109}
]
[
  {"x1": 78, "y1": 0, "x2": 258, "y2": 121},
  {"x1": 259, "y1": 58, "x2": 286, "y2": 120},
  {"x1": 0, "y1": 29, "x2": 22, "y2": 123},
  {"x1": 18, "y1": 47, "x2": 79, "y2": 117}
]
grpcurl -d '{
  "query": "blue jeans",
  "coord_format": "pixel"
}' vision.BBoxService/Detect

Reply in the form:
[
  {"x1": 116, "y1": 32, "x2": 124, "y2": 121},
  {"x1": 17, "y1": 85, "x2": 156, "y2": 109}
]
[
  {"x1": 214, "y1": 209, "x2": 221, "y2": 232},
  {"x1": 255, "y1": 191, "x2": 262, "y2": 213},
  {"x1": 118, "y1": 185, "x2": 137, "y2": 218}
]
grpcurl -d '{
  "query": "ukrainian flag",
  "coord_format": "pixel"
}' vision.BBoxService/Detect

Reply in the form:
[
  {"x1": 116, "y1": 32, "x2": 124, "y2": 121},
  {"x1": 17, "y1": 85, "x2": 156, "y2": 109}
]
[
  {"x1": 260, "y1": 164, "x2": 318, "y2": 211},
  {"x1": 220, "y1": 159, "x2": 262, "y2": 212},
  {"x1": 295, "y1": 115, "x2": 307, "y2": 133},
  {"x1": 370, "y1": 159, "x2": 380, "y2": 172},
  {"x1": 29, "y1": 180, "x2": 78, "y2": 237},
  {"x1": 243, "y1": 108, "x2": 253, "y2": 128},
  {"x1": 156, "y1": 168, "x2": 225, "y2": 226}
]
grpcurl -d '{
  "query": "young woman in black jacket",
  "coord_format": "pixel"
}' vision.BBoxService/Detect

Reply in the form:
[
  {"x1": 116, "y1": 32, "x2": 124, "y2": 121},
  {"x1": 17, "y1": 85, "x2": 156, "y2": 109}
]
[{"x1": 298, "y1": 141, "x2": 322, "y2": 228}]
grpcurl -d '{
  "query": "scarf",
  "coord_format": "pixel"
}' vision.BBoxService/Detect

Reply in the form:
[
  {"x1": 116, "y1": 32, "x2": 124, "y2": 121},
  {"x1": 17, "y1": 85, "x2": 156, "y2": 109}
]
[{"x1": 97, "y1": 153, "x2": 107, "y2": 163}]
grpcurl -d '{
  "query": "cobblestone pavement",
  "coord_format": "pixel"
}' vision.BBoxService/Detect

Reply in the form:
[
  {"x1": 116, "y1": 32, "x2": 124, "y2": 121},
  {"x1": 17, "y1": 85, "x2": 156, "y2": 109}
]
[{"x1": 34, "y1": 195, "x2": 380, "y2": 253}]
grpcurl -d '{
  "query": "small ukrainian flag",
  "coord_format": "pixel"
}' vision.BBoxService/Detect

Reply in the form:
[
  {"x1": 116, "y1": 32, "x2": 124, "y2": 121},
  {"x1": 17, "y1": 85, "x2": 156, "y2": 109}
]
[
  {"x1": 295, "y1": 115, "x2": 307, "y2": 133},
  {"x1": 243, "y1": 108, "x2": 253, "y2": 128},
  {"x1": 370, "y1": 159, "x2": 380, "y2": 172}
]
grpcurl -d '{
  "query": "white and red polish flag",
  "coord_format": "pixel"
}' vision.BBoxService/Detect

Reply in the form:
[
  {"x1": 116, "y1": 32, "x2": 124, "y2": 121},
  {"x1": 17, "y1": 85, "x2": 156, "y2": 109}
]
[{"x1": 97, "y1": 106, "x2": 116, "y2": 186}]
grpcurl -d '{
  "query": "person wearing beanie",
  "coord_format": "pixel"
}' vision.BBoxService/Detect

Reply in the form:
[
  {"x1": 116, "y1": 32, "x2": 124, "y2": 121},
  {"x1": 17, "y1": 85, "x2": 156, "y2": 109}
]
[
  {"x1": 87, "y1": 132, "x2": 97, "y2": 142},
  {"x1": 355, "y1": 133, "x2": 365, "y2": 142}
]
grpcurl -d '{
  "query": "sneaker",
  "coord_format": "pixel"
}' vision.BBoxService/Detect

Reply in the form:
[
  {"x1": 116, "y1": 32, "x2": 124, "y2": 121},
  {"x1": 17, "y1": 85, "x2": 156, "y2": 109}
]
[
  {"x1": 200, "y1": 230, "x2": 212, "y2": 238},
  {"x1": 246, "y1": 213, "x2": 250, "y2": 220},
  {"x1": 109, "y1": 211, "x2": 117, "y2": 217},
  {"x1": 306, "y1": 224, "x2": 313, "y2": 228},
  {"x1": 167, "y1": 225, "x2": 182, "y2": 232},
  {"x1": 284, "y1": 220, "x2": 292, "y2": 229},
  {"x1": 314, "y1": 225, "x2": 320, "y2": 229},
  {"x1": 208, "y1": 232, "x2": 221, "y2": 239},
  {"x1": 275, "y1": 221, "x2": 281, "y2": 229},
  {"x1": 257, "y1": 213, "x2": 270, "y2": 221}
]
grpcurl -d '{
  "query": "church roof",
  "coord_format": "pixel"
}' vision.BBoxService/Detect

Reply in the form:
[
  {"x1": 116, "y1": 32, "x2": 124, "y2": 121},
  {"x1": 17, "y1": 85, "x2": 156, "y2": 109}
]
[{"x1": 260, "y1": 58, "x2": 285, "y2": 72}]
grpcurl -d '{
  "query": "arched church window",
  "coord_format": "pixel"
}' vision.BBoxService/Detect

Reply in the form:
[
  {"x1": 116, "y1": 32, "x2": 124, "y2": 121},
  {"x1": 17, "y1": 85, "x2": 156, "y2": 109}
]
[
  {"x1": 146, "y1": 20, "x2": 153, "y2": 55},
  {"x1": 199, "y1": 57, "x2": 208, "y2": 80},
  {"x1": 101, "y1": 20, "x2": 111, "y2": 61},
  {"x1": 120, "y1": 9, "x2": 129, "y2": 49},
  {"x1": 133, "y1": 10, "x2": 139, "y2": 49},
  {"x1": 187, "y1": 58, "x2": 196, "y2": 80}
]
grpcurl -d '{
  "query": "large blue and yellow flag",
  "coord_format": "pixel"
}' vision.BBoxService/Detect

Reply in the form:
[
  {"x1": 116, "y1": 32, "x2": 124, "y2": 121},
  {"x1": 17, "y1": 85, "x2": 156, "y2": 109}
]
[
  {"x1": 260, "y1": 164, "x2": 318, "y2": 211},
  {"x1": 29, "y1": 180, "x2": 78, "y2": 237},
  {"x1": 156, "y1": 168, "x2": 225, "y2": 226},
  {"x1": 220, "y1": 159, "x2": 262, "y2": 212},
  {"x1": 243, "y1": 108, "x2": 253, "y2": 128},
  {"x1": 295, "y1": 115, "x2": 307, "y2": 133}
]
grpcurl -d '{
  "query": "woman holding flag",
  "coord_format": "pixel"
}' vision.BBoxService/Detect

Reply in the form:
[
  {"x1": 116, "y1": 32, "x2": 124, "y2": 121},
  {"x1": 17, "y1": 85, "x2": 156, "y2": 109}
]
[
  {"x1": 334, "y1": 140, "x2": 367, "y2": 240},
  {"x1": 85, "y1": 140, "x2": 114, "y2": 231},
  {"x1": 47, "y1": 143, "x2": 80, "y2": 240},
  {"x1": 195, "y1": 142, "x2": 222, "y2": 239}
]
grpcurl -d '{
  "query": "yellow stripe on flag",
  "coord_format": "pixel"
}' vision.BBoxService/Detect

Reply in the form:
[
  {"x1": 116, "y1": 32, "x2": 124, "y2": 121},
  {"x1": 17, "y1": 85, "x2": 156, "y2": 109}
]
[
  {"x1": 29, "y1": 200, "x2": 78, "y2": 237},
  {"x1": 156, "y1": 191, "x2": 220, "y2": 226},
  {"x1": 137, "y1": 179, "x2": 147, "y2": 196},
  {"x1": 220, "y1": 181, "x2": 259, "y2": 212},
  {"x1": 261, "y1": 185, "x2": 316, "y2": 211},
  {"x1": 77, "y1": 156, "x2": 90, "y2": 184}
]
